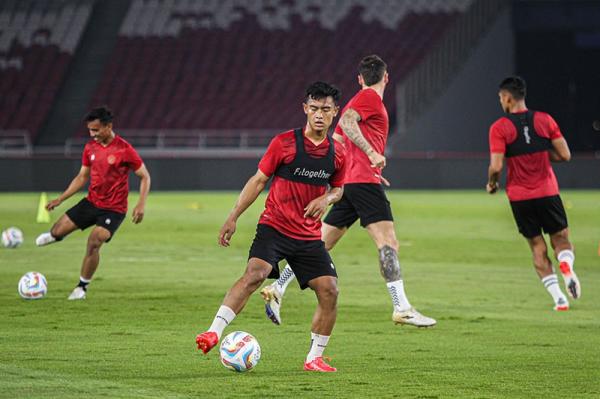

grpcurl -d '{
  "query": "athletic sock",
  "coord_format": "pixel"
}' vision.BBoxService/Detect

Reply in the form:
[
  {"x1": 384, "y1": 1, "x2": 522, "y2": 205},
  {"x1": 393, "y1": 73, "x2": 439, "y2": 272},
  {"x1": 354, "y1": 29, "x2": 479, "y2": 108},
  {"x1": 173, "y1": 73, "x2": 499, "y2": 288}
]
[
  {"x1": 306, "y1": 332, "x2": 330, "y2": 362},
  {"x1": 541, "y1": 274, "x2": 567, "y2": 304},
  {"x1": 387, "y1": 280, "x2": 412, "y2": 312},
  {"x1": 77, "y1": 276, "x2": 91, "y2": 291},
  {"x1": 275, "y1": 264, "x2": 296, "y2": 295},
  {"x1": 557, "y1": 249, "x2": 575, "y2": 274},
  {"x1": 208, "y1": 305, "x2": 236, "y2": 339}
]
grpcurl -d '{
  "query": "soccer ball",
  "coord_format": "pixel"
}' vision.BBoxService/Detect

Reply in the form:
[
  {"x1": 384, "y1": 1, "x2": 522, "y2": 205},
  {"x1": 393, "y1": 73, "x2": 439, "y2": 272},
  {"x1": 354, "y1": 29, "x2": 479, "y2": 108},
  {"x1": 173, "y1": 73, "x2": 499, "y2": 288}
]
[
  {"x1": 2, "y1": 227, "x2": 24, "y2": 248},
  {"x1": 18, "y1": 272, "x2": 48, "y2": 299},
  {"x1": 219, "y1": 331, "x2": 261, "y2": 372}
]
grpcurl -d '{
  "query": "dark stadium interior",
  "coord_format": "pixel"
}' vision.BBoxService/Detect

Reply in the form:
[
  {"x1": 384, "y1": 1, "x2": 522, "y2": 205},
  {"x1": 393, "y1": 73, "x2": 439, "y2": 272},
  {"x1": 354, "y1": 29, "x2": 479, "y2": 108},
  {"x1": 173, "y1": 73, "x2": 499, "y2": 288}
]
[{"x1": 1, "y1": 0, "x2": 599, "y2": 190}]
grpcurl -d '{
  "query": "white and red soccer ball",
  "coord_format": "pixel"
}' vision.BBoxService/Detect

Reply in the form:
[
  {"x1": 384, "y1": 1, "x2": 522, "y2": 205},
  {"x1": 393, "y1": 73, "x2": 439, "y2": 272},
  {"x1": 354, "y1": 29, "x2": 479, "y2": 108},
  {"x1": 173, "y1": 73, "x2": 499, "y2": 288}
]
[{"x1": 219, "y1": 331, "x2": 261, "y2": 372}]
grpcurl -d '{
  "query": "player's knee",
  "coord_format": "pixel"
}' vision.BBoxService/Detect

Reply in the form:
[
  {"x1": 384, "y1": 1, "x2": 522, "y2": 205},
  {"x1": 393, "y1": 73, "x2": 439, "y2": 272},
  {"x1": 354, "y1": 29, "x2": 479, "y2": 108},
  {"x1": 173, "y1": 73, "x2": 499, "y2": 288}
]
[
  {"x1": 242, "y1": 268, "x2": 269, "y2": 289},
  {"x1": 50, "y1": 224, "x2": 65, "y2": 240},
  {"x1": 317, "y1": 282, "x2": 339, "y2": 305}
]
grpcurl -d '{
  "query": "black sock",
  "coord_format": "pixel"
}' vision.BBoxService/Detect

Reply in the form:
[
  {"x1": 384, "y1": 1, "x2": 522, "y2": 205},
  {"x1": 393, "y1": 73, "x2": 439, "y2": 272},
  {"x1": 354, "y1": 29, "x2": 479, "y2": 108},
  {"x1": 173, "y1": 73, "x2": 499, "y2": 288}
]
[{"x1": 77, "y1": 279, "x2": 90, "y2": 291}]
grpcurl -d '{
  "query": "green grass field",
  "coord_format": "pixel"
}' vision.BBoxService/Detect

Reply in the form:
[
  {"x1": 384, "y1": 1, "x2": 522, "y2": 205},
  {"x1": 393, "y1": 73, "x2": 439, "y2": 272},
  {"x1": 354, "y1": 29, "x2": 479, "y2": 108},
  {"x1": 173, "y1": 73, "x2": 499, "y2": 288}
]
[{"x1": 1, "y1": 191, "x2": 599, "y2": 398}]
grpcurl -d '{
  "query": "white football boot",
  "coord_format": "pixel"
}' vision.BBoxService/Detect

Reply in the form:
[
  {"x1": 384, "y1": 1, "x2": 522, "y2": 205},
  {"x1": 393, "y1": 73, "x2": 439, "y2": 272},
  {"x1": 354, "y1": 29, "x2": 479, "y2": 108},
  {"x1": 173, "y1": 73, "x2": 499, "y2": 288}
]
[
  {"x1": 260, "y1": 284, "x2": 282, "y2": 325},
  {"x1": 68, "y1": 287, "x2": 86, "y2": 300},
  {"x1": 559, "y1": 262, "x2": 581, "y2": 300},
  {"x1": 393, "y1": 307, "x2": 437, "y2": 327},
  {"x1": 35, "y1": 232, "x2": 57, "y2": 247}
]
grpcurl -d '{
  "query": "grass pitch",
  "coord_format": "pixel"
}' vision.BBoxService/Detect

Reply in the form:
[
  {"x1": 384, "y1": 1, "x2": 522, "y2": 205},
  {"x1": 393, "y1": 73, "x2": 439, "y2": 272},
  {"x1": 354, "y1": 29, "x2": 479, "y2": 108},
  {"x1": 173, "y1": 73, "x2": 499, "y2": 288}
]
[{"x1": 1, "y1": 191, "x2": 599, "y2": 398}]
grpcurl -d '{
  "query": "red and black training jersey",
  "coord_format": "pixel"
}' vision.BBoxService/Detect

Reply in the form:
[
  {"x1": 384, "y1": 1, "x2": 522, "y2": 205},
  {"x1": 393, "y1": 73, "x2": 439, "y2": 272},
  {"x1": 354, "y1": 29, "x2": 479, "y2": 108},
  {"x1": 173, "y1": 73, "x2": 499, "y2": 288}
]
[
  {"x1": 335, "y1": 88, "x2": 389, "y2": 184},
  {"x1": 81, "y1": 135, "x2": 143, "y2": 214},
  {"x1": 489, "y1": 110, "x2": 563, "y2": 201},
  {"x1": 258, "y1": 129, "x2": 346, "y2": 240}
]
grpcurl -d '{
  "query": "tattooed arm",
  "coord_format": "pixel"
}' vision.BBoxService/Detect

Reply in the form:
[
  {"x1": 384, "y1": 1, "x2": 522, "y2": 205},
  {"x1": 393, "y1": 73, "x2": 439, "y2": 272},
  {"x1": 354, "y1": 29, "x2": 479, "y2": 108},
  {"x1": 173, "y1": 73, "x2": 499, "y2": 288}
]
[{"x1": 339, "y1": 108, "x2": 386, "y2": 168}]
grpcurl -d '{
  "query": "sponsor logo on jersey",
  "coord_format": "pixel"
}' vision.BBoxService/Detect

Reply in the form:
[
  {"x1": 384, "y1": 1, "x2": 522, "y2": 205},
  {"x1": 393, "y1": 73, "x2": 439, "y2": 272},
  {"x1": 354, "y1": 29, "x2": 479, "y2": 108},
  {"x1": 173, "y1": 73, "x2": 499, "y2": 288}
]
[{"x1": 293, "y1": 167, "x2": 331, "y2": 179}]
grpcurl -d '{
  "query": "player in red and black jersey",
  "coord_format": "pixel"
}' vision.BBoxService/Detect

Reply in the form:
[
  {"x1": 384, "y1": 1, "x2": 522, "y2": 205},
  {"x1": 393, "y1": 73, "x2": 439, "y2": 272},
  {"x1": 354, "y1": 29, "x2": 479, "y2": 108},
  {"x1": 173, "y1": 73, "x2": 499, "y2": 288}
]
[
  {"x1": 262, "y1": 55, "x2": 436, "y2": 327},
  {"x1": 196, "y1": 82, "x2": 345, "y2": 372},
  {"x1": 487, "y1": 76, "x2": 581, "y2": 311},
  {"x1": 35, "y1": 107, "x2": 151, "y2": 300}
]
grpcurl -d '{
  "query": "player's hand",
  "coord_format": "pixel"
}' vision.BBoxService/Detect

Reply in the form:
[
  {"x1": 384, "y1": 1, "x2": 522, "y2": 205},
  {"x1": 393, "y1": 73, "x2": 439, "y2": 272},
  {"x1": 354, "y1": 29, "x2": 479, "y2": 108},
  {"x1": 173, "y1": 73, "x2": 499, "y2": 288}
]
[
  {"x1": 376, "y1": 174, "x2": 391, "y2": 187},
  {"x1": 219, "y1": 218, "x2": 236, "y2": 247},
  {"x1": 304, "y1": 197, "x2": 329, "y2": 219},
  {"x1": 132, "y1": 204, "x2": 145, "y2": 224},
  {"x1": 46, "y1": 198, "x2": 62, "y2": 211},
  {"x1": 368, "y1": 151, "x2": 386, "y2": 169},
  {"x1": 486, "y1": 182, "x2": 499, "y2": 194}
]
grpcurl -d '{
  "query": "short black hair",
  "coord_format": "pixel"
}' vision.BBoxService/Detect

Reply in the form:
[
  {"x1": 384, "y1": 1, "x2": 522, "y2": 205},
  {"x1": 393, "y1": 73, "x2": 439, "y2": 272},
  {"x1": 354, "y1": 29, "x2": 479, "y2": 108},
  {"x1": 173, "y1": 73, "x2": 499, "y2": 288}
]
[
  {"x1": 85, "y1": 106, "x2": 113, "y2": 125},
  {"x1": 499, "y1": 76, "x2": 526, "y2": 100},
  {"x1": 305, "y1": 81, "x2": 341, "y2": 104},
  {"x1": 359, "y1": 55, "x2": 387, "y2": 86}
]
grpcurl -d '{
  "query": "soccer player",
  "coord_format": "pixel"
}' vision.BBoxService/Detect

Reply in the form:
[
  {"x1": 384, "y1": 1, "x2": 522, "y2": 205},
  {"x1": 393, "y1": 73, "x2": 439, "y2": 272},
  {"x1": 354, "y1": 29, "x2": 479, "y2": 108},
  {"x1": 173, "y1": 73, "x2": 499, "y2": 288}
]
[
  {"x1": 195, "y1": 82, "x2": 346, "y2": 372},
  {"x1": 487, "y1": 76, "x2": 581, "y2": 311},
  {"x1": 35, "y1": 106, "x2": 151, "y2": 300},
  {"x1": 260, "y1": 55, "x2": 436, "y2": 327}
]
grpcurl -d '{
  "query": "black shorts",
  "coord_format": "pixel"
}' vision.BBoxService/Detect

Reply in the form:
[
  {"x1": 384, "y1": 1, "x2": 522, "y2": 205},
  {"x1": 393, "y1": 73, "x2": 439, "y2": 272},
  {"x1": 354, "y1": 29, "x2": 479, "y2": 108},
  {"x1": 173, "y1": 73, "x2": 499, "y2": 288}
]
[
  {"x1": 248, "y1": 224, "x2": 337, "y2": 289},
  {"x1": 509, "y1": 195, "x2": 568, "y2": 238},
  {"x1": 66, "y1": 198, "x2": 126, "y2": 241},
  {"x1": 323, "y1": 183, "x2": 393, "y2": 228}
]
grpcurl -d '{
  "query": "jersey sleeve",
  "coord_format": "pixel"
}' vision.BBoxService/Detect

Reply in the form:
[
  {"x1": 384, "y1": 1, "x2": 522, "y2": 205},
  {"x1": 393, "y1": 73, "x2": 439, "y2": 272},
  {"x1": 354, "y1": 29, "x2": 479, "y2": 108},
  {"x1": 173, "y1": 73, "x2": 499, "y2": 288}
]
[
  {"x1": 534, "y1": 112, "x2": 563, "y2": 140},
  {"x1": 258, "y1": 136, "x2": 285, "y2": 177},
  {"x1": 125, "y1": 144, "x2": 143, "y2": 170},
  {"x1": 81, "y1": 144, "x2": 91, "y2": 166},
  {"x1": 348, "y1": 89, "x2": 378, "y2": 121},
  {"x1": 489, "y1": 118, "x2": 512, "y2": 154},
  {"x1": 329, "y1": 144, "x2": 346, "y2": 187}
]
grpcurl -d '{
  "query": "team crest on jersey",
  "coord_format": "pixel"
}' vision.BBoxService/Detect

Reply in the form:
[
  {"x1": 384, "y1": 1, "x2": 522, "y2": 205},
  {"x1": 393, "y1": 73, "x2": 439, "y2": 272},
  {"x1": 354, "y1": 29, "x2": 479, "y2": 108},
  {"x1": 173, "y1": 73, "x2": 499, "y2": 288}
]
[
  {"x1": 91, "y1": 154, "x2": 95, "y2": 161},
  {"x1": 107, "y1": 155, "x2": 116, "y2": 165}
]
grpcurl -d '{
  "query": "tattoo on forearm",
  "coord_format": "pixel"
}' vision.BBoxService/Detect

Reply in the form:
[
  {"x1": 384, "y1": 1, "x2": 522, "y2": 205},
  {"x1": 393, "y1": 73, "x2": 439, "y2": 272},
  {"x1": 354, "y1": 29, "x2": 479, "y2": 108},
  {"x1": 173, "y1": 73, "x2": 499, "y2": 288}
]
[
  {"x1": 341, "y1": 109, "x2": 374, "y2": 156},
  {"x1": 379, "y1": 245, "x2": 402, "y2": 282}
]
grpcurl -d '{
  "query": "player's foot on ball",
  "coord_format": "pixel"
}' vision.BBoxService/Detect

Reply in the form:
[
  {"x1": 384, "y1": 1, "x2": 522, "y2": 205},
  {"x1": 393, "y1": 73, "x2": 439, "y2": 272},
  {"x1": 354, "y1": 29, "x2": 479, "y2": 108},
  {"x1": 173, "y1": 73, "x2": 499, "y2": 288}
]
[
  {"x1": 67, "y1": 287, "x2": 86, "y2": 300},
  {"x1": 304, "y1": 357, "x2": 337, "y2": 372},
  {"x1": 559, "y1": 262, "x2": 581, "y2": 299},
  {"x1": 554, "y1": 297, "x2": 569, "y2": 311},
  {"x1": 393, "y1": 307, "x2": 437, "y2": 327},
  {"x1": 196, "y1": 331, "x2": 218, "y2": 354},
  {"x1": 260, "y1": 285, "x2": 282, "y2": 325},
  {"x1": 35, "y1": 232, "x2": 56, "y2": 247}
]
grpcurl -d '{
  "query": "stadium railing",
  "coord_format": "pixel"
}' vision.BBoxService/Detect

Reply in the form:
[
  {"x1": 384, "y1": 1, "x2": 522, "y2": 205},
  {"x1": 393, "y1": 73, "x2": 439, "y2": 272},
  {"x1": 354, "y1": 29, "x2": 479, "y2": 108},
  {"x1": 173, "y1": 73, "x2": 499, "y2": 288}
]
[
  {"x1": 0, "y1": 130, "x2": 32, "y2": 156},
  {"x1": 64, "y1": 129, "x2": 280, "y2": 157}
]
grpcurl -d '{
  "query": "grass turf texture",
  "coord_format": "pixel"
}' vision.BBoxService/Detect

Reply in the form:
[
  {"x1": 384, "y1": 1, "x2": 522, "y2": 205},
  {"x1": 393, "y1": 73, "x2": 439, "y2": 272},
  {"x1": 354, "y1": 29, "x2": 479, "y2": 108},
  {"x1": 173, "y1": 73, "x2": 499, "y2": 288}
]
[{"x1": 1, "y1": 191, "x2": 599, "y2": 398}]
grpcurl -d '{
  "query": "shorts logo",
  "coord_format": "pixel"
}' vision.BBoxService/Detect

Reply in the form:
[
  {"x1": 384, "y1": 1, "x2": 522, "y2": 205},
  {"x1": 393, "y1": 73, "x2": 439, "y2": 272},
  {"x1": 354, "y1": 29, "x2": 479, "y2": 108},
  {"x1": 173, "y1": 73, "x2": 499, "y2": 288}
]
[
  {"x1": 107, "y1": 155, "x2": 116, "y2": 165},
  {"x1": 105, "y1": 218, "x2": 111, "y2": 225},
  {"x1": 91, "y1": 154, "x2": 95, "y2": 161},
  {"x1": 330, "y1": 263, "x2": 335, "y2": 270}
]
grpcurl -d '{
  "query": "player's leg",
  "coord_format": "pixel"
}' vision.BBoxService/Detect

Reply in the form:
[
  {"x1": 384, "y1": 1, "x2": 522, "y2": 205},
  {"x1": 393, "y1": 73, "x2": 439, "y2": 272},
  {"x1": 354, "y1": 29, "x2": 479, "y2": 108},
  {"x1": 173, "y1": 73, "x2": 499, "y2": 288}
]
[
  {"x1": 260, "y1": 197, "x2": 356, "y2": 325},
  {"x1": 68, "y1": 208, "x2": 125, "y2": 300},
  {"x1": 68, "y1": 226, "x2": 111, "y2": 300},
  {"x1": 543, "y1": 195, "x2": 580, "y2": 299},
  {"x1": 526, "y1": 235, "x2": 569, "y2": 310},
  {"x1": 289, "y1": 240, "x2": 339, "y2": 372},
  {"x1": 36, "y1": 214, "x2": 79, "y2": 246},
  {"x1": 197, "y1": 258, "x2": 273, "y2": 354},
  {"x1": 550, "y1": 228, "x2": 580, "y2": 299},
  {"x1": 304, "y1": 275, "x2": 338, "y2": 372},
  {"x1": 365, "y1": 220, "x2": 436, "y2": 327}
]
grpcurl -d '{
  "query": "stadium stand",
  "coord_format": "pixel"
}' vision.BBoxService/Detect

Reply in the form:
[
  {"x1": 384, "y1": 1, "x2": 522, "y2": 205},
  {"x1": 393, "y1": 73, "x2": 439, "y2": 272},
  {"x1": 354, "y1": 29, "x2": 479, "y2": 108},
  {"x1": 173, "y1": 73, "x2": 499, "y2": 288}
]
[
  {"x1": 89, "y1": 0, "x2": 473, "y2": 141},
  {"x1": 0, "y1": 0, "x2": 93, "y2": 142}
]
